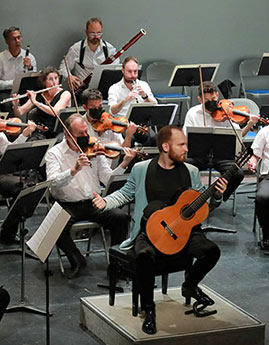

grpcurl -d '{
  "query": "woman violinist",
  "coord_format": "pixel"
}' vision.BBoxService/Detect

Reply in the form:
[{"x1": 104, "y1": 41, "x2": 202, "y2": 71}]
[{"x1": 12, "y1": 66, "x2": 71, "y2": 139}]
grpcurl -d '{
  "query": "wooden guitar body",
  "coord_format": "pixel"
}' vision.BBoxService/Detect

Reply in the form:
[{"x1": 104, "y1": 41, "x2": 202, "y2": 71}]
[{"x1": 146, "y1": 189, "x2": 209, "y2": 255}]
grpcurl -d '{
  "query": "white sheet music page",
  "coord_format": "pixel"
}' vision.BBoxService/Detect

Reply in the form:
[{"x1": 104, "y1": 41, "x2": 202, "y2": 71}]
[{"x1": 26, "y1": 202, "x2": 71, "y2": 263}]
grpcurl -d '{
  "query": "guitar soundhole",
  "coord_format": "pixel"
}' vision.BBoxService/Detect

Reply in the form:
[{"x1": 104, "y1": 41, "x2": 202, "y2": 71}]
[{"x1": 181, "y1": 205, "x2": 194, "y2": 220}]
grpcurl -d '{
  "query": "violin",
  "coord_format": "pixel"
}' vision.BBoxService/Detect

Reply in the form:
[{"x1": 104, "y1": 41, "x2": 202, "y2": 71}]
[
  {"x1": 83, "y1": 137, "x2": 123, "y2": 159},
  {"x1": 0, "y1": 117, "x2": 48, "y2": 135},
  {"x1": 212, "y1": 99, "x2": 269, "y2": 125},
  {"x1": 91, "y1": 112, "x2": 148, "y2": 134}
]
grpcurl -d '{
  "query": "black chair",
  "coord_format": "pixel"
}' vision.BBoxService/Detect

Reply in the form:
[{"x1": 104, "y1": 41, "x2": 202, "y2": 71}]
[{"x1": 109, "y1": 245, "x2": 193, "y2": 316}]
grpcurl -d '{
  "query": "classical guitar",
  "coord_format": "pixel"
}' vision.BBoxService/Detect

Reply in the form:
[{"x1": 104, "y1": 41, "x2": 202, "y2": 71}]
[{"x1": 146, "y1": 147, "x2": 253, "y2": 255}]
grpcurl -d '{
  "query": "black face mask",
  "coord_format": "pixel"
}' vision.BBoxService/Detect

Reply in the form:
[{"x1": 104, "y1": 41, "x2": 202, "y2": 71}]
[
  {"x1": 89, "y1": 108, "x2": 104, "y2": 120},
  {"x1": 77, "y1": 134, "x2": 89, "y2": 151},
  {"x1": 204, "y1": 100, "x2": 219, "y2": 113}
]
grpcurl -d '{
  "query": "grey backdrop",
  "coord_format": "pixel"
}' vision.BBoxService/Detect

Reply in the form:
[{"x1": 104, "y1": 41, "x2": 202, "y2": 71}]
[{"x1": 1, "y1": 0, "x2": 268, "y2": 93}]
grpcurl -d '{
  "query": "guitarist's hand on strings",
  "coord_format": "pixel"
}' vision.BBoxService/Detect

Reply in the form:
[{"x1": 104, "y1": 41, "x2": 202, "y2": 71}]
[
  {"x1": 213, "y1": 177, "x2": 228, "y2": 200},
  {"x1": 92, "y1": 192, "x2": 106, "y2": 211}
]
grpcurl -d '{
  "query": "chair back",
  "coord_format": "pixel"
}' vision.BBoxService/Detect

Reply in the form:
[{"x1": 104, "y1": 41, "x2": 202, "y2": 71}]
[{"x1": 229, "y1": 98, "x2": 260, "y2": 114}]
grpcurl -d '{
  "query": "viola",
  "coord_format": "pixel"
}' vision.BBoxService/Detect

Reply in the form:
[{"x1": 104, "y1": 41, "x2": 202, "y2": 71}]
[
  {"x1": 0, "y1": 117, "x2": 48, "y2": 135},
  {"x1": 91, "y1": 112, "x2": 148, "y2": 134},
  {"x1": 212, "y1": 99, "x2": 269, "y2": 125}
]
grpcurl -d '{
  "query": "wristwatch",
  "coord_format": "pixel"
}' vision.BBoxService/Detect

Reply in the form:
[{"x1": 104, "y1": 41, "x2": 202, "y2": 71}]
[{"x1": 142, "y1": 94, "x2": 148, "y2": 100}]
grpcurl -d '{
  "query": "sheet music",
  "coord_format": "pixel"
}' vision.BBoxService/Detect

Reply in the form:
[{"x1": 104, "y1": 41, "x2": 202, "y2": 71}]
[{"x1": 26, "y1": 202, "x2": 71, "y2": 263}]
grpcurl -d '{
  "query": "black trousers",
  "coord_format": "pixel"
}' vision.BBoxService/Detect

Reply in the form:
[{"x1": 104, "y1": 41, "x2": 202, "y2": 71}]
[
  {"x1": 0, "y1": 174, "x2": 22, "y2": 239},
  {"x1": 57, "y1": 199, "x2": 129, "y2": 267},
  {"x1": 0, "y1": 287, "x2": 10, "y2": 322},
  {"x1": 186, "y1": 158, "x2": 244, "y2": 201},
  {"x1": 134, "y1": 230, "x2": 221, "y2": 312},
  {"x1": 255, "y1": 178, "x2": 269, "y2": 239}
]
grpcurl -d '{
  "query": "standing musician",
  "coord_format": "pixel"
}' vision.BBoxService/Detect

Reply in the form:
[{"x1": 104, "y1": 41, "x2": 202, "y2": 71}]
[
  {"x1": 0, "y1": 26, "x2": 37, "y2": 114},
  {"x1": 81, "y1": 88, "x2": 137, "y2": 149},
  {"x1": 247, "y1": 125, "x2": 269, "y2": 252},
  {"x1": 183, "y1": 81, "x2": 258, "y2": 201},
  {"x1": 0, "y1": 121, "x2": 36, "y2": 244},
  {"x1": 108, "y1": 56, "x2": 157, "y2": 117},
  {"x1": 12, "y1": 66, "x2": 71, "y2": 140},
  {"x1": 59, "y1": 17, "x2": 119, "y2": 91},
  {"x1": 93, "y1": 125, "x2": 227, "y2": 334},
  {"x1": 45, "y1": 114, "x2": 136, "y2": 279}
]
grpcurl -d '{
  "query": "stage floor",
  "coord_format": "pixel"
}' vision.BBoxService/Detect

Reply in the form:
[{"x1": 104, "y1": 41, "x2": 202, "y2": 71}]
[{"x1": 80, "y1": 286, "x2": 265, "y2": 345}]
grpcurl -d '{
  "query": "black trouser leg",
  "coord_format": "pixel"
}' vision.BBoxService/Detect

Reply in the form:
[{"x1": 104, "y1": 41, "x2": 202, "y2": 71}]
[{"x1": 256, "y1": 179, "x2": 269, "y2": 239}]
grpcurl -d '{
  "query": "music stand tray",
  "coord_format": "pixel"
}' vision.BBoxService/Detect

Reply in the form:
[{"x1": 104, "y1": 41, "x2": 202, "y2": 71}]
[
  {"x1": 257, "y1": 53, "x2": 269, "y2": 76},
  {"x1": 168, "y1": 64, "x2": 220, "y2": 87},
  {"x1": 126, "y1": 103, "x2": 178, "y2": 127}
]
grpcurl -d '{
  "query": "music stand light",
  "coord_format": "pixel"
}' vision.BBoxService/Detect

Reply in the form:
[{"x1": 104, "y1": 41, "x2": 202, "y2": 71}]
[
  {"x1": 186, "y1": 127, "x2": 242, "y2": 233},
  {"x1": 257, "y1": 53, "x2": 269, "y2": 76},
  {"x1": 3, "y1": 181, "x2": 51, "y2": 315}
]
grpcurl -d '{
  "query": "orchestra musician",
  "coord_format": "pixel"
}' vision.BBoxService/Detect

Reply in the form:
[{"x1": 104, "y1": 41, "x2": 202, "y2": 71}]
[
  {"x1": 0, "y1": 286, "x2": 10, "y2": 322},
  {"x1": 0, "y1": 26, "x2": 37, "y2": 114},
  {"x1": 247, "y1": 125, "x2": 269, "y2": 252},
  {"x1": 12, "y1": 66, "x2": 71, "y2": 140},
  {"x1": 81, "y1": 88, "x2": 137, "y2": 149},
  {"x1": 0, "y1": 120, "x2": 36, "y2": 244},
  {"x1": 183, "y1": 81, "x2": 259, "y2": 201},
  {"x1": 45, "y1": 114, "x2": 136, "y2": 279},
  {"x1": 59, "y1": 17, "x2": 119, "y2": 91},
  {"x1": 93, "y1": 125, "x2": 227, "y2": 334},
  {"x1": 108, "y1": 56, "x2": 157, "y2": 117}
]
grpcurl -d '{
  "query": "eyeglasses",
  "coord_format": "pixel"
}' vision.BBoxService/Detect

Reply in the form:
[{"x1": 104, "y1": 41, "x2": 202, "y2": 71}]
[{"x1": 88, "y1": 32, "x2": 103, "y2": 37}]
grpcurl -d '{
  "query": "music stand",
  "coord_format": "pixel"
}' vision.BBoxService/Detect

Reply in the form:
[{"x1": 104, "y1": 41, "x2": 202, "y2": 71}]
[
  {"x1": 11, "y1": 72, "x2": 42, "y2": 105},
  {"x1": 168, "y1": 64, "x2": 220, "y2": 87},
  {"x1": 126, "y1": 103, "x2": 178, "y2": 127},
  {"x1": 4, "y1": 181, "x2": 51, "y2": 315},
  {"x1": 186, "y1": 127, "x2": 242, "y2": 233},
  {"x1": 257, "y1": 53, "x2": 269, "y2": 75},
  {"x1": 88, "y1": 64, "x2": 142, "y2": 100},
  {"x1": 53, "y1": 106, "x2": 84, "y2": 135}
]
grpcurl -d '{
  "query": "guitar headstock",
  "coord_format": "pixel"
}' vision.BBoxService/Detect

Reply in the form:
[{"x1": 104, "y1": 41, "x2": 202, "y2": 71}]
[{"x1": 235, "y1": 146, "x2": 253, "y2": 168}]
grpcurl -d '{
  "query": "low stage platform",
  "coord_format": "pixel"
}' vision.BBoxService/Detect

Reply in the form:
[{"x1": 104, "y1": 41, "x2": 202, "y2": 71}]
[{"x1": 80, "y1": 285, "x2": 265, "y2": 345}]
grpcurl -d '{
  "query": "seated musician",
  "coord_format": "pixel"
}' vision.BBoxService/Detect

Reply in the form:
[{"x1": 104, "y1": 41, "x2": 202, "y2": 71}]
[
  {"x1": 0, "y1": 121, "x2": 36, "y2": 244},
  {"x1": 247, "y1": 125, "x2": 269, "y2": 252},
  {"x1": 0, "y1": 286, "x2": 10, "y2": 322},
  {"x1": 12, "y1": 66, "x2": 71, "y2": 140},
  {"x1": 81, "y1": 88, "x2": 137, "y2": 148},
  {"x1": 59, "y1": 17, "x2": 119, "y2": 92},
  {"x1": 93, "y1": 125, "x2": 227, "y2": 334},
  {"x1": 108, "y1": 56, "x2": 157, "y2": 117},
  {"x1": 0, "y1": 26, "x2": 37, "y2": 114},
  {"x1": 183, "y1": 81, "x2": 258, "y2": 201},
  {"x1": 45, "y1": 114, "x2": 136, "y2": 279}
]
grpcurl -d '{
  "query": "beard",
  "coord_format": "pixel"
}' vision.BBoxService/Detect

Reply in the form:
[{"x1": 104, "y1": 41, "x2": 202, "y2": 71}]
[
  {"x1": 123, "y1": 76, "x2": 135, "y2": 84},
  {"x1": 168, "y1": 148, "x2": 186, "y2": 164},
  {"x1": 88, "y1": 37, "x2": 100, "y2": 45}
]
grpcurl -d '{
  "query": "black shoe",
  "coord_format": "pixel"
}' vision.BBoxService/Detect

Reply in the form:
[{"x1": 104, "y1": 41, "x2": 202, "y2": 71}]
[
  {"x1": 142, "y1": 310, "x2": 157, "y2": 335},
  {"x1": 182, "y1": 284, "x2": 214, "y2": 306},
  {"x1": 68, "y1": 257, "x2": 86, "y2": 279},
  {"x1": 0, "y1": 234, "x2": 20, "y2": 245}
]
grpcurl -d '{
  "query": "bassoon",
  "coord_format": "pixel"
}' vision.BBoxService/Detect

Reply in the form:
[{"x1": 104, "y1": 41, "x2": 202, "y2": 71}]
[{"x1": 75, "y1": 28, "x2": 147, "y2": 93}]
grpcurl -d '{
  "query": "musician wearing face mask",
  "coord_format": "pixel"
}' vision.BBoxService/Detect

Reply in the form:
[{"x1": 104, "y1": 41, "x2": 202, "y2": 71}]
[
  {"x1": 183, "y1": 81, "x2": 258, "y2": 201},
  {"x1": 0, "y1": 26, "x2": 37, "y2": 113},
  {"x1": 45, "y1": 114, "x2": 136, "y2": 279},
  {"x1": 108, "y1": 56, "x2": 157, "y2": 117},
  {"x1": 81, "y1": 88, "x2": 137, "y2": 149}
]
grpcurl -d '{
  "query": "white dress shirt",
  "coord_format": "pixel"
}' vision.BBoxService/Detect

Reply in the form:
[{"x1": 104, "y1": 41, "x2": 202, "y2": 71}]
[
  {"x1": 108, "y1": 78, "x2": 157, "y2": 117},
  {"x1": 59, "y1": 39, "x2": 119, "y2": 80},
  {"x1": 0, "y1": 48, "x2": 37, "y2": 90},
  {"x1": 45, "y1": 138, "x2": 125, "y2": 202},
  {"x1": 183, "y1": 104, "x2": 240, "y2": 135},
  {"x1": 0, "y1": 132, "x2": 27, "y2": 155},
  {"x1": 251, "y1": 126, "x2": 269, "y2": 175}
]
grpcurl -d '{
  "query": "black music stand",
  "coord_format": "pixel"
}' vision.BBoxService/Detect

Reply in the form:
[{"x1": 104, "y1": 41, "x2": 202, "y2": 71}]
[
  {"x1": 53, "y1": 106, "x2": 84, "y2": 135},
  {"x1": 257, "y1": 53, "x2": 269, "y2": 75},
  {"x1": 11, "y1": 72, "x2": 41, "y2": 106},
  {"x1": 187, "y1": 127, "x2": 241, "y2": 233},
  {"x1": 168, "y1": 64, "x2": 220, "y2": 88},
  {"x1": 4, "y1": 181, "x2": 50, "y2": 315}
]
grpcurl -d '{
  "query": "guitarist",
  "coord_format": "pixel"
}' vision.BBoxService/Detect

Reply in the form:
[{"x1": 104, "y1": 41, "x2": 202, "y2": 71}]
[{"x1": 93, "y1": 125, "x2": 227, "y2": 335}]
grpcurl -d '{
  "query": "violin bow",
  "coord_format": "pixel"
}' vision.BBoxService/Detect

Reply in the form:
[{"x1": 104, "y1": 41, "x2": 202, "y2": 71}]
[
  {"x1": 63, "y1": 56, "x2": 80, "y2": 113},
  {"x1": 199, "y1": 65, "x2": 207, "y2": 127}
]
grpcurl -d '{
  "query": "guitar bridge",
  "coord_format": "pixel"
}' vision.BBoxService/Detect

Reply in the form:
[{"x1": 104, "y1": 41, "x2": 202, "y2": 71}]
[{"x1": 160, "y1": 220, "x2": 178, "y2": 240}]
